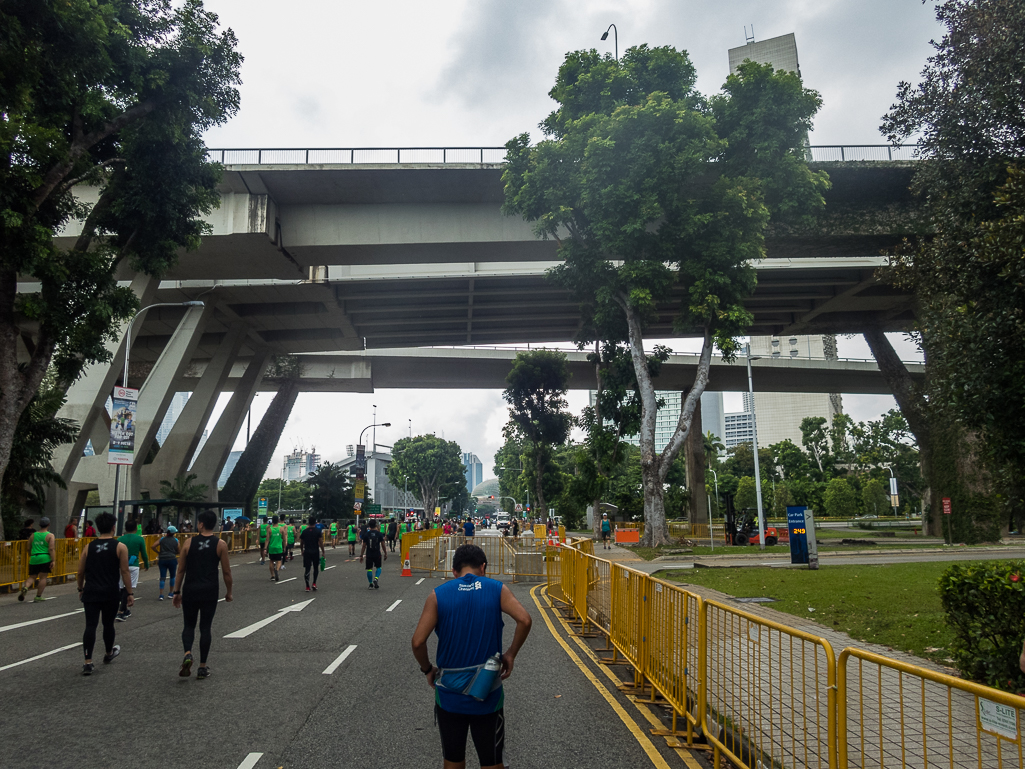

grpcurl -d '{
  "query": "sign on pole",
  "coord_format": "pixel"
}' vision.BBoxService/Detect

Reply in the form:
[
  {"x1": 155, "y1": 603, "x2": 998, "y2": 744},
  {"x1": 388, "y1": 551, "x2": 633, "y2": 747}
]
[
  {"x1": 942, "y1": 497, "x2": 952, "y2": 515},
  {"x1": 353, "y1": 444, "x2": 366, "y2": 520},
  {"x1": 514, "y1": 504, "x2": 522, "y2": 512},
  {"x1": 107, "y1": 386, "x2": 140, "y2": 465}
]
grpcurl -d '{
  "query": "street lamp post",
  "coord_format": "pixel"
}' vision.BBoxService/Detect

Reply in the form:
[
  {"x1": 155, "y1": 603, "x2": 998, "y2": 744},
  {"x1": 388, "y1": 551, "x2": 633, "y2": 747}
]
[
  {"x1": 708, "y1": 468, "x2": 720, "y2": 552},
  {"x1": 601, "y1": 23, "x2": 618, "y2": 60},
  {"x1": 746, "y1": 343, "x2": 767, "y2": 550},
  {"x1": 112, "y1": 300, "x2": 204, "y2": 535}
]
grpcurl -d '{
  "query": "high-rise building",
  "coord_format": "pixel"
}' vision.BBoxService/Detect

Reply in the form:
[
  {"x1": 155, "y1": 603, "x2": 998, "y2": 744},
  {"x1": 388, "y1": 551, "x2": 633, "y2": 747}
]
[
  {"x1": 283, "y1": 447, "x2": 321, "y2": 481},
  {"x1": 156, "y1": 391, "x2": 190, "y2": 446},
  {"x1": 218, "y1": 450, "x2": 243, "y2": 489},
  {"x1": 592, "y1": 390, "x2": 725, "y2": 455},
  {"x1": 728, "y1": 32, "x2": 801, "y2": 77},
  {"x1": 462, "y1": 452, "x2": 483, "y2": 494}
]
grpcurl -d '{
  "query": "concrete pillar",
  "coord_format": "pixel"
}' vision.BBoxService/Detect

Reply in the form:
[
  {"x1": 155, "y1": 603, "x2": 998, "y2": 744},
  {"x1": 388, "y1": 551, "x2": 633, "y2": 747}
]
[
  {"x1": 140, "y1": 324, "x2": 246, "y2": 490},
  {"x1": 190, "y1": 350, "x2": 271, "y2": 500},
  {"x1": 685, "y1": 400, "x2": 708, "y2": 525},
  {"x1": 45, "y1": 274, "x2": 158, "y2": 527}
]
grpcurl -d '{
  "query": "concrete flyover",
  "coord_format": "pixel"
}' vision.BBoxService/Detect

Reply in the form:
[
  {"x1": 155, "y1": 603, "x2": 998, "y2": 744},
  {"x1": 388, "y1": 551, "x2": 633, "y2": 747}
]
[{"x1": 28, "y1": 147, "x2": 922, "y2": 520}]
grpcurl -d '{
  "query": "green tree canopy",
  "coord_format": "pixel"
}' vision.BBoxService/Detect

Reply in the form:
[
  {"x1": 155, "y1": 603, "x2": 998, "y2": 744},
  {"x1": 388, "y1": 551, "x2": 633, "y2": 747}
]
[
  {"x1": 861, "y1": 477, "x2": 889, "y2": 517},
  {"x1": 502, "y1": 46, "x2": 826, "y2": 546},
  {"x1": 823, "y1": 478, "x2": 858, "y2": 518},
  {"x1": 0, "y1": 0, "x2": 241, "y2": 538},
  {"x1": 386, "y1": 435, "x2": 465, "y2": 520},
  {"x1": 502, "y1": 349, "x2": 573, "y2": 519},
  {"x1": 305, "y1": 462, "x2": 353, "y2": 519}
]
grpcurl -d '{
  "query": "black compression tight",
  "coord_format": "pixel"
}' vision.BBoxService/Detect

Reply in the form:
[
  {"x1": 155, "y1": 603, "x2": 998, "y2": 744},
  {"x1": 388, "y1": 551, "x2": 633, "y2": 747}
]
[
  {"x1": 181, "y1": 599, "x2": 218, "y2": 664},
  {"x1": 83, "y1": 600, "x2": 119, "y2": 659}
]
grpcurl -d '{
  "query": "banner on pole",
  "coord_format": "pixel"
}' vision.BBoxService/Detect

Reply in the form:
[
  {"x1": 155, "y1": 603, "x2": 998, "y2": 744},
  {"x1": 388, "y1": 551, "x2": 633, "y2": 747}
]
[{"x1": 107, "y1": 386, "x2": 140, "y2": 466}]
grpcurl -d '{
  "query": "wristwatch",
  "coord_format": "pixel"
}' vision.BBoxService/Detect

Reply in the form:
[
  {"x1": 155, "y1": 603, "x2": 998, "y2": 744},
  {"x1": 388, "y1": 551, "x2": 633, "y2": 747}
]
[{"x1": 421, "y1": 663, "x2": 433, "y2": 675}]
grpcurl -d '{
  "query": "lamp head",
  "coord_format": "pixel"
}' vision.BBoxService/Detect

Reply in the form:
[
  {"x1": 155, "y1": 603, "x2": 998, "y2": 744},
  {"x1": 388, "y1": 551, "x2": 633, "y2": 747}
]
[
  {"x1": 182, "y1": 300, "x2": 205, "y2": 307},
  {"x1": 601, "y1": 31, "x2": 609, "y2": 40},
  {"x1": 382, "y1": 422, "x2": 391, "y2": 427}
]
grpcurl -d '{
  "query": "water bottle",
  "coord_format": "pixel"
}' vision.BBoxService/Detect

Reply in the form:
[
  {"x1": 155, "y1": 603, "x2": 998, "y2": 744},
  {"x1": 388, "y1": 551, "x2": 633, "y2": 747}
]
[{"x1": 468, "y1": 654, "x2": 502, "y2": 701}]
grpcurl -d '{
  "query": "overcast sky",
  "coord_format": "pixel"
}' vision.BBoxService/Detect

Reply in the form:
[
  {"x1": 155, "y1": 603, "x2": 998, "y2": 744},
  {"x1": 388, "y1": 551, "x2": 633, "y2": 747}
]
[{"x1": 195, "y1": 0, "x2": 942, "y2": 482}]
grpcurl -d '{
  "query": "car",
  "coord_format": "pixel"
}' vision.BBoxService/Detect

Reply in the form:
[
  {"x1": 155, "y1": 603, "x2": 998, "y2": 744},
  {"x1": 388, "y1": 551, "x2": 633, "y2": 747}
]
[{"x1": 495, "y1": 511, "x2": 511, "y2": 531}]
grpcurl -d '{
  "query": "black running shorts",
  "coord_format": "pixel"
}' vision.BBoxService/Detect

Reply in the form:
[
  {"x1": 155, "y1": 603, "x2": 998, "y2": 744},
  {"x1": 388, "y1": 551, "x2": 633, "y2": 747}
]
[
  {"x1": 269, "y1": 552, "x2": 284, "y2": 562},
  {"x1": 601, "y1": 531, "x2": 610, "y2": 541},
  {"x1": 435, "y1": 704, "x2": 504, "y2": 765},
  {"x1": 365, "y1": 550, "x2": 382, "y2": 570},
  {"x1": 28, "y1": 561, "x2": 52, "y2": 575}
]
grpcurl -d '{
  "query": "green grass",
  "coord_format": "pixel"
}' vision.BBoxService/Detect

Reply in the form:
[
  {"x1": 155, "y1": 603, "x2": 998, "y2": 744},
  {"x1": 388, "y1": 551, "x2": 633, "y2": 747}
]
[
  {"x1": 622, "y1": 541, "x2": 951, "y2": 560},
  {"x1": 657, "y1": 562, "x2": 956, "y2": 666}
]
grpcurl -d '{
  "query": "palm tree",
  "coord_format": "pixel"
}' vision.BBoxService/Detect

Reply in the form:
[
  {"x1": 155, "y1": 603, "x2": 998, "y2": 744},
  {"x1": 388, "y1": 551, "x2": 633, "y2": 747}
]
[
  {"x1": 159, "y1": 473, "x2": 209, "y2": 528},
  {"x1": 703, "y1": 431, "x2": 725, "y2": 468}
]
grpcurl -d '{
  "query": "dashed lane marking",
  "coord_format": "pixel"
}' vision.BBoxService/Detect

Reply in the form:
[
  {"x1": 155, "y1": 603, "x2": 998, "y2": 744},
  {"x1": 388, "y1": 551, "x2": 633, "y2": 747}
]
[
  {"x1": 236, "y1": 753, "x2": 263, "y2": 769},
  {"x1": 0, "y1": 609, "x2": 83, "y2": 634},
  {"x1": 386, "y1": 600, "x2": 402, "y2": 612},
  {"x1": 415, "y1": 578, "x2": 425, "y2": 585},
  {"x1": 0, "y1": 643, "x2": 79, "y2": 673},
  {"x1": 322, "y1": 644, "x2": 358, "y2": 675},
  {"x1": 323, "y1": 566, "x2": 337, "y2": 571},
  {"x1": 276, "y1": 577, "x2": 297, "y2": 584}
]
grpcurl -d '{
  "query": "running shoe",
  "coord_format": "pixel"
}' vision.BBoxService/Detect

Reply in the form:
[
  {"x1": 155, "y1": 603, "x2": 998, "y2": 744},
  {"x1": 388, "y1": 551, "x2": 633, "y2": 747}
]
[
  {"x1": 158, "y1": 595, "x2": 164, "y2": 601},
  {"x1": 373, "y1": 577, "x2": 380, "y2": 589},
  {"x1": 196, "y1": 667, "x2": 211, "y2": 680},
  {"x1": 275, "y1": 574, "x2": 280, "y2": 582},
  {"x1": 122, "y1": 609, "x2": 132, "y2": 618},
  {"x1": 312, "y1": 584, "x2": 317, "y2": 591},
  {"x1": 18, "y1": 588, "x2": 26, "y2": 601},
  {"x1": 33, "y1": 596, "x2": 46, "y2": 602},
  {"x1": 368, "y1": 583, "x2": 374, "y2": 590},
  {"x1": 115, "y1": 613, "x2": 127, "y2": 622},
  {"x1": 82, "y1": 663, "x2": 95, "y2": 676},
  {"x1": 179, "y1": 652, "x2": 193, "y2": 677},
  {"x1": 305, "y1": 586, "x2": 311, "y2": 592},
  {"x1": 103, "y1": 645, "x2": 120, "y2": 664}
]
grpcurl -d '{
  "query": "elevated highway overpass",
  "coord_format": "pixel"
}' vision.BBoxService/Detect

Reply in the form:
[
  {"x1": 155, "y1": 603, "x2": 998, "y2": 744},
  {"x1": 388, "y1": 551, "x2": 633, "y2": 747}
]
[{"x1": 34, "y1": 147, "x2": 923, "y2": 520}]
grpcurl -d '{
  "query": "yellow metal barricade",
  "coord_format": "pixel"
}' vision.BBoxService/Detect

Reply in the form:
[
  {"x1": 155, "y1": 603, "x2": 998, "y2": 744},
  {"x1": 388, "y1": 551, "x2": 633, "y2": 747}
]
[
  {"x1": 610, "y1": 563, "x2": 650, "y2": 686},
  {"x1": 578, "y1": 537, "x2": 595, "y2": 556},
  {"x1": 702, "y1": 598, "x2": 837, "y2": 769},
  {"x1": 838, "y1": 648, "x2": 1025, "y2": 769},
  {"x1": 533, "y1": 524, "x2": 547, "y2": 539},
  {"x1": 584, "y1": 553, "x2": 613, "y2": 637},
  {"x1": 546, "y1": 540, "x2": 565, "y2": 602}
]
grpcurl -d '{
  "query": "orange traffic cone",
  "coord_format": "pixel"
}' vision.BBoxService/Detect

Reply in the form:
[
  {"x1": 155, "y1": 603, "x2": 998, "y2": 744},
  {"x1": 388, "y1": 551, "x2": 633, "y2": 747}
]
[{"x1": 401, "y1": 557, "x2": 412, "y2": 577}]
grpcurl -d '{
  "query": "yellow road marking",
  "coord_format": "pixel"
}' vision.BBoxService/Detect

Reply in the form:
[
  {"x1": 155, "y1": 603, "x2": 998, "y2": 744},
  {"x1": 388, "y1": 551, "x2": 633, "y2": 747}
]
[
  {"x1": 537, "y1": 587, "x2": 707, "y2": 769},
  {"x1": 530, "y1": 586, "x2": 673, "y2": 769}
]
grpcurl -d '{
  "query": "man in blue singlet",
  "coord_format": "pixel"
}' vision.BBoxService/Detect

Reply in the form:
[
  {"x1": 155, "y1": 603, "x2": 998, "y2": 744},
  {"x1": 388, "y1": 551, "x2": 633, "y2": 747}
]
[{"x1": 411, "y1": 544, "x2": 532, "y2": 769}]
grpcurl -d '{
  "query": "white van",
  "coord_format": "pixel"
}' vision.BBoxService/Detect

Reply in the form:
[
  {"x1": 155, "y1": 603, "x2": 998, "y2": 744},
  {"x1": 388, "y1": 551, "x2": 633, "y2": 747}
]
[{"x1": 495, "y1": 511, "x2": 511, "y2": 531}]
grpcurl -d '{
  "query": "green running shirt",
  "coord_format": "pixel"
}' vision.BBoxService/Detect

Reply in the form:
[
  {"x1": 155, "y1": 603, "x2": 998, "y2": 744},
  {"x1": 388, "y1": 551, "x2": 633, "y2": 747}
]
[{"x1": 268, "y1": 525, "x2": 284, "y2": 554}]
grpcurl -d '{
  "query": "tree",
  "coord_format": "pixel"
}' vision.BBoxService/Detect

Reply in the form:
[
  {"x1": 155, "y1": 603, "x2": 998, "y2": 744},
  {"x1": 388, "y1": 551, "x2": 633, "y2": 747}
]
[
  {"x1": 502, "y1": 350, "x2": 573, "y2": 521},
  {"x1": 255, "y1": 478, "x2": 315, "y2": 515},
  {"x1": 771, "y1": 481, "x2": 795, "y2": 518},
  {"x1": 861, "y1": 477, "x2": 889, "y2": 517},
  {"x1": 305, "y1": 462, "x2": 353, "y2": 519},
  {"x1": 823, "y1": 478, "x2": 857, "y2": 518},
  {"x1": 386, "y1": 435, "x2": 465, "y2": 521},
  {"x1": 502, "y1": 47, "x2": 827, "y2": 546},
  {"x1": 704, "y1": 431, "x2": 725, "y2": 468},
  {"x1": 159, "y1": 473, "x2": 209, "y2": 527},
  {"x1": 878, "y1": 0, "x2": 1025, "y2": 538},
  {"x1": 0, "y1": 0, "x2": 241, "y2": 538},
  {"x1": 800, "y1": 417, "x2": 831, "y2": 476}
]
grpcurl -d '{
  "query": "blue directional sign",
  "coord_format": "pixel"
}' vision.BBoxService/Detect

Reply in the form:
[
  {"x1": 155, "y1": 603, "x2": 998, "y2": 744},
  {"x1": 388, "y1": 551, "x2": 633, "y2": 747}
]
[{"x1": 788, "y1": 505, "x2": 810, "y2": 565}]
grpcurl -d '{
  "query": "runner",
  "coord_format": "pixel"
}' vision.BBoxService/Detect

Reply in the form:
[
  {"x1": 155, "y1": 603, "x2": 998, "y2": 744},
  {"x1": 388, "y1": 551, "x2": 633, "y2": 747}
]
[
  {"x1": 83, "y1": 519, "x2": 96, "y2": 538},
  {"x1": 386, "y1": 517, "x2": 398, "y2": 553},
  {"x1": 359, "y1": 519, "x2": 387, "y2": 589},
  {"x1": 157, "y1": 526, "x2": 180, "y2": 600},
  {"x1": 116, "y1": 520, "x2": 150, "y2": 621},
  {"x1": 411, "y1": 543, "x2": 533, "y2": 769},
  {"x1": 266, "y1": 516, "x2": 285, "y2": 581},
  {"x1": 173, "y1": 510, "x2": 232, "y2": 680},
  {"x1": 329, "y1": 520, "x2": 338, "y2": 549},
  {"x1": 286, "y1": 518, "x2": 297, "y2": 562},
  {"x1": 77, "y1": 512, "x2": 133, "y2": 675},
  {"x1": 462, "y1": 516, "x2": 475, "y2": 541},
  {"x1": 600, "y1": 512, "x2": 612, "y2": 550},
  {"x1": 64, "y1": 519, "x2": 78, "y2": 539},
  {"x1": 19, "y1": 517, "x2": 55, "y2": 602},
  {"x1": 258, "y1": 518, "x2": 269, "y2": 564},
  {"x1": 347, "y1": 520, "x2": 358, "y2": 556},
  {"x1": 300, "y1": 516, "x2": 326, "y2": 592}
]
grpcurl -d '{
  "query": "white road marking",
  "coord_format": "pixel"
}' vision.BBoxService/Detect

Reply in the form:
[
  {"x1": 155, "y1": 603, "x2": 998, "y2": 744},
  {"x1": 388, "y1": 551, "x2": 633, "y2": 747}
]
[
  {"x1": 386, "y1": 600, "x2": 402, "y2": 612},
  {"x1": 0, "y1": 609, "x2": 83, "y2": 634},
  {"x1": 237, "y1": 753, "x2": 263, "y2": 769},
  {"x1": 276, "y1": 577, "x2": 297, "y2": 584},
  {"x1": 246, "y1": 561, "x2": 256, "y2": 565},
  {"x1": 224, "y1": 599, "x2": 314, "y2": 639},
  {"x1": 415, "y1": 578, "x2": 425, "y2": 585},
  {"x1": 218, "y1": 598, "x2": 226, "y2": 602},
  {"x1": 0, "y1": 643, "x2": 79, "y2": 673},
  {"x1": 322, "y1": 565, "x2": 336, "y2": 571},
  {"x1": 322, "y1": 644, "x2": 358, "y2": 675}
]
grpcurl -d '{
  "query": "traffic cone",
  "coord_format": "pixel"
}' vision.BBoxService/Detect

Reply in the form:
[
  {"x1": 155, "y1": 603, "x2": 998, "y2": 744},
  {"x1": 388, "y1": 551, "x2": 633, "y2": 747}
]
[{"x1": 401, "y1": 557, "x2": 412, "y2": 577}]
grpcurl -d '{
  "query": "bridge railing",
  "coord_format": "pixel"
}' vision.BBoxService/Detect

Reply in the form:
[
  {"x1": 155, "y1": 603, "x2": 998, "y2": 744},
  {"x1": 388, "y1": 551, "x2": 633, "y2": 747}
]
[
  {"x1": 548, "y1": 539, "x2": 1025, "y2": 769},
  {"x1": 206, "y1": 144, "x2": 920, "y2": 166}
]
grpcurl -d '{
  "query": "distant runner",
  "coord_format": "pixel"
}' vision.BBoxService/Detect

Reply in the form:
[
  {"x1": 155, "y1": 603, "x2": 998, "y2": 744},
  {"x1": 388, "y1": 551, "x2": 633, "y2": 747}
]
[
  {"x1": 157, "y1": 526, "x2": 180, "y2": 600},
  {"x1": 387, "y1": 518, "x2": 398, "y2": 553},
  {"x1": 174, "y1": 510, "x2": 232, "y2": 680},
  {"x1": 347, "y1": 521, "x2": 358, "y2": 557},
  {"x1": 601, "y1": 513, "x2": 612, "y2": 550},
  {"x1": 359, "y1": 520, "x2": 387, "y2": 589},
  {"x1": 300, "y1": 516, "x2": 326, "y2": 592},
  {"x1": 267, "y1": 516, "x2": 285, "y2": 581},
  {"x1": 258, "y1": 519, "x2": 269, "y2": 564},
  {"x1": 330, "y1": 520, "x2": 338, "y2": 549},
  {"x1": 77, "y1": 513, "x2": 132, "y2": 675},
  {"x1": 117, "y1": 520, "x2": 149, "y2": 621},
  {"x1": 19, "y1": 517, "x2": 55, "y2": 602},
  {"x1": 286, "y1": 518, "x2": 297, "y2": 562}
]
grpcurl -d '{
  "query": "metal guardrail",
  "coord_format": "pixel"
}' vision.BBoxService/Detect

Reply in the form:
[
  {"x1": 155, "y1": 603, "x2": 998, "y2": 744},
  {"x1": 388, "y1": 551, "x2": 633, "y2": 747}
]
[
  {"x1": 206, "y1": 144, "x2": 921, "y2": 166},
  {"x1": 548, "y1": 540, "x2": 1025, "y2": 769}
]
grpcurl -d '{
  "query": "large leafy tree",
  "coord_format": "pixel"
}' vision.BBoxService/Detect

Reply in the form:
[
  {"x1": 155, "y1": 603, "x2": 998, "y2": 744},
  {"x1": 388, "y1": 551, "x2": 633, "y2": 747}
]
[
  {"x1": 386, "y1": 435, "x2": 465, "y2": 521},
  {"x1": 503, "y1": 46, "x2": 827, "y2": 545},
  {"x1": 0, "y1": 0, "x2": 241, "y2": 537},
  {"x1": 305, "y1": 462, "x2": 353, "y2": 519},
  {"x1": 159, "y1": 472, "x2": 209, "y2": 527},
  {"x1": 502, "y1": 349, "x2": 574, "y2": 521},
  {"x1": 878, "y1": 0, "x2": 1025, "y2": 536}
]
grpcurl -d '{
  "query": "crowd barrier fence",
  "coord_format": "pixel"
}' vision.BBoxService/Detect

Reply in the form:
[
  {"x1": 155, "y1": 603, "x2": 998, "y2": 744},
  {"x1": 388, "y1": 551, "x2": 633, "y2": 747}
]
[{"x1": 547, "y1": 540, "x2": 1025, "y2": 769}]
